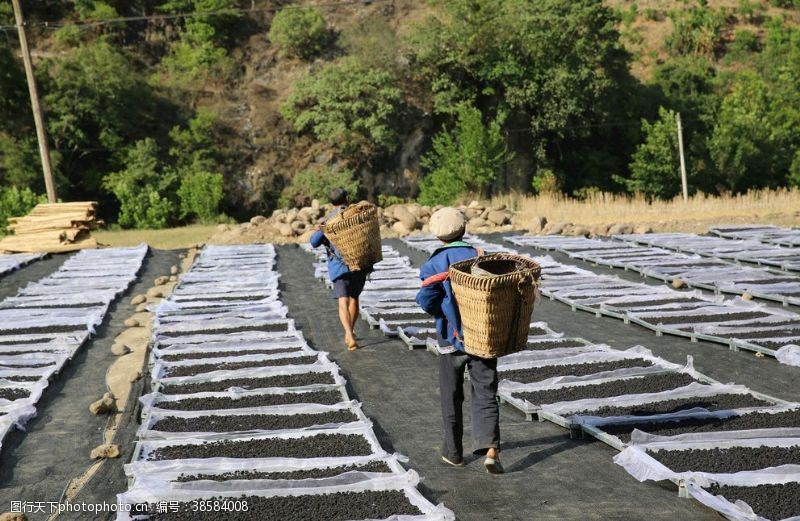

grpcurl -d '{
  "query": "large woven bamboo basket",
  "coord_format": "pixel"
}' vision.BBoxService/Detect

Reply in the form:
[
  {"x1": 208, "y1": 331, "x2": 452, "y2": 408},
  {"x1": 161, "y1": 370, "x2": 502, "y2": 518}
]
[
  {"x1": 322, "y1": 201, "x2": 383, "y2": 271},
  {"x1": 449, "y1": 253, "x2": 541, "y2": 358}
]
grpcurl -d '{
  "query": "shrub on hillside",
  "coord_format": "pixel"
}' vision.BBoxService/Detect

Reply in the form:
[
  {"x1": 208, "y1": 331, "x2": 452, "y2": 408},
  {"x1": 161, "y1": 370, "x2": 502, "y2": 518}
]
[
  {"x1": 269, "y1": 7, "x2": 329, "y2": 60},
  {"x1": 418, "y1": 105, "x2": 511, "y2": 206},
  {"x1": 281, "y1": 57, "x2": 402, "y2": 158},
  {"x1": 178, "y1": 170, "x2": 224, "y2": 222},
  {"x1": 0, "y1": 187, "x2": 46, "y2": 236},
  {"x1": 279, "y1": 167, "x2": 359, "y2": 208},
  {"x1": 103, "y1": 138, "x2": 176, "y2": 229}
]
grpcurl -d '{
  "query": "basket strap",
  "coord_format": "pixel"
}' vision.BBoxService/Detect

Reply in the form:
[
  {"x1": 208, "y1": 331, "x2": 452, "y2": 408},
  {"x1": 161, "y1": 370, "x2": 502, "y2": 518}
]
[
  {"x1": 505, "y1": 274, "x2": 533, "y2": 351},
  {"x1": 421, "y1": 271, "x2": 449, "y2": 287}
]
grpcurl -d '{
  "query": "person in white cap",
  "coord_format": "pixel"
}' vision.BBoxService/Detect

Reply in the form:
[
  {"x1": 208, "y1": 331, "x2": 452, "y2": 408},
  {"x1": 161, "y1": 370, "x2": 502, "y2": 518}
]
[{"x1": 416, "y1": 207, "x2": 503, "y2": 474}]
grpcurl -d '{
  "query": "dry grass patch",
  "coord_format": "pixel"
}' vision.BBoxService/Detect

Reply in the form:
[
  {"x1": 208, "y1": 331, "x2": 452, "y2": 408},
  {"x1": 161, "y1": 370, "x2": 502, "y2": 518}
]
[
  {"x1": 493, "y1": 189, "x2": 800, "y2": 234},
  {"x1": 94, "y1": 224, "x2": 218, "y2": 250}
]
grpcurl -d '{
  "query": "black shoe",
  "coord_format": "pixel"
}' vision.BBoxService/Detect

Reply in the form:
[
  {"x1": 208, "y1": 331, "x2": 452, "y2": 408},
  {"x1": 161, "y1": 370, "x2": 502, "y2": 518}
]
[{"x1": 441, "y1": 455, "x2": 465, "y2": 467}]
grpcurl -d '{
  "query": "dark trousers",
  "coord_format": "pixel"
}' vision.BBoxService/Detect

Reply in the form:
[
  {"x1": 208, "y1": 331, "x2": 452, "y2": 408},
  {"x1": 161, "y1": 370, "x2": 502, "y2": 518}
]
[{"x1": 439, "y1": 350, "x2": 500, "y2": 460}]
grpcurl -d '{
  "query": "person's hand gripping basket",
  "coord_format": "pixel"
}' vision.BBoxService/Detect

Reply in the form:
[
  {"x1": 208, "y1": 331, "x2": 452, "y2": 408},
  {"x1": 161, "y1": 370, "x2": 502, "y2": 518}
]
[
  {"x1": 321, "y1": 201, "x2": 383, "y2": 272},
  {"x1": 449, "y1": 253, "x2": 542, "y2": 358}
]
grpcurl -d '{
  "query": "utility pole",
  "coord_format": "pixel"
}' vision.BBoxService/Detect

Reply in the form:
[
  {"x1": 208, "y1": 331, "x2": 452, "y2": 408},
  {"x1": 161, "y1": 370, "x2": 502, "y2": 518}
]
[
  {"x1": 11, "y1": 0, "x2": 58, "y2": 203},
  {"x1": 676, "y1": 112, "x2": 688, "y2": 202}
]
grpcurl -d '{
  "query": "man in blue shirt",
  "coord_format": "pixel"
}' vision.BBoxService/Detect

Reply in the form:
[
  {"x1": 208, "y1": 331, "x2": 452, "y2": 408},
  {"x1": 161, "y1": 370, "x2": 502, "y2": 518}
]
[
  {"x1": 416, "y1": 207, "x2": 503, "y2": 474},
  {"x1": 310, "y1": 188, "x2": 367, "y2": 351}
]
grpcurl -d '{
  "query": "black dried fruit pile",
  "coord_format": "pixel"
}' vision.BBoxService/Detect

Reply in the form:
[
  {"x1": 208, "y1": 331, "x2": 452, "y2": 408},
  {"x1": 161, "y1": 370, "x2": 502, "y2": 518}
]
[
  {"x1": 151, "y1": 410, "x2": 358, "y2": 433},
  {"x1": 163, "y1": 356, "x2": 318, "y2": 378},
  {"x1": 4, "y1": 375, "x2": 42, "y2": 382},
  {"x1": 645, "y1": 311, "x2": 772, "y2": 325},
  {"x1": 716, "y1": 329, "x2": 800, "y2": 340},
  {"x1": 157, "y1": 390, "x2": 343, "y2": 411},
  {"x1": 0, "y1": 325, "x2": 85, "y2": 335},
  {"x1": 576, "y1": 393, "x2": 770, "y2": 418},
  {"x1": 528, "y1": 327, "x2": 548, "y2": 336},
  {"x1": 175, "y1": 295, "x2": 265, "y2": 302},
  {"x1": 0, "y1": 350, "x2": 56, "y2": 356},
  {"x1": 736, "y1": 277, "x2": 797, "y2": 285},
  {"x1": 0, "y1": 361, "x2": 54, "y2": 368},
  {"x1": 149, "y1": 433, "x2": 373, "y2": 461},
  {"x1": 607, "y1": 298, "x2": 704, "y2": 309},
  {"x1": 500, "y1": 359, "x2": 652, "y2": 384},
  {"x1": 706, "y1": 482, "x2": 800, "y2": 521},
  {"x1": 175, "y1": 460, "x2": 392, "y2": 482},
  {"x1": 649, "y1": 445, "x2": 800, "y2": 474},
  {"x1": 370, "y1": 312, "x2": 432, "y2": 322},
  {"x1": 602, "y1": 408, "x2": 800, "y2": 443},
  {"x1": 0, "y1": 388, "x2": 30, "y2": 400},
  {"x1": 142, "y1": 490, "x2": 421, "y2": 520},
  {"x1": 161, "y1": 372, "x2": 335, "y2": 395},
  {"x1": 525, "y1": 339, "x2": 588, "y2": 350},
  {"x1": 160, "y1": 347, "x2": 302, "y2": 362},
  {"x1": 514, "y1": 373, "x2": 696, "y2": 406},
  {"x1": 158, "y1": 323, "x2": 289, "y2": 337},
  {"x1": 756, "y1": 339, "x2": 800, "y2": 350},
  {"x1": 0, "y1": 337, "x2": 54, "y2": 345}
]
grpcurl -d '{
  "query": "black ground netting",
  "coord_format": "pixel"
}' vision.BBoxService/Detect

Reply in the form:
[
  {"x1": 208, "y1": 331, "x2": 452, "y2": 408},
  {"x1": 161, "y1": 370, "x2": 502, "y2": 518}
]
[
  {"x1": 500, "y1": 359, "x2": 653, "y2": 384},
  {"x1": 148, "y1": 433, "x2": 373, "y2": 461},
  {"x1": 156, "y1": 390, "x2": 343, "y2": 411},
  {"x1": 162, "y1": 356, "x2": 319, "y2": 378},
  {"x1": 151, "y1": 410, "x2": 359, "y2": 433},
  {"x1": 600, "y1": 409, "x2": 800, "y2": 443},
  {"x1": 160, "y1": 347, "x2": 303, "y2": 362},
  {"x1": 158, "y1": 323, "x2": 290, "y2": 338},
  {"x1": 160, "y1": 372, "x2": 336, "y2": 395},
  {"x1": 513, "y1": 373, "x2": 697, "y2": 406},
  {"x1": 649, "y1": 445, "x2": 800, "y2": 474},
  {"x1": 138, "y1": 490, "x2": 422, "y2": 520},
  {"x1": 706, "y1": 482, "x2": 800, "y2": 521},
  {"x1": 575, "y1": 393, "x2": 771, "y2": 418},
  {"x1": 175, "y1": 460, "x2": 392, "y2": 482},
  {"x1": 0, "y1": 388, "x2": 30, "y2": 400}
]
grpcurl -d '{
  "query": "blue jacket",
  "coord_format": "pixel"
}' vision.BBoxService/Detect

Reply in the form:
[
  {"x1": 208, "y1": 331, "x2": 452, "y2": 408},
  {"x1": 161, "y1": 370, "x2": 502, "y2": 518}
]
[
  {"x1": 416, "y1": 241, "x2": 478, "y2": 351},
  {"x1": 310, "y1": 206, "x2": 350, "y2": 282}
]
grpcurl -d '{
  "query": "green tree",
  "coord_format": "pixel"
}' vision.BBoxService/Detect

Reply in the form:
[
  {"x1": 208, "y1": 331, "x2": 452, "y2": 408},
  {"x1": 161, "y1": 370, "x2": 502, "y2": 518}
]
[
  {"x1": 667, "y1": 5, "x2": 727, "y2": 58},
  {"x1": 708, "y1": 72, "x2": 785, "y2": 191},
  {"x1": 103, "y1": 138, "x2": 176, "y2": 229},
  {"x1": 0, "y1": 44, "x2": 28, "y2": 124},
  {"x1": 418, "y1": 105, "x2": 511, "y2": 205},
  {"x1": 0, "y1": 136, "x2": 42, "y2": 190},
  {"x1": 621, "y1": 107, "x2": 683, "y2": 199},
  {"x1": 279, "y1": 167, "x2": 359, "y2": 208},
  {"x1": 268, "y1": 7, "x2": 329, "y2": 60},
  {"x1": 42, "y1": 41, "x2": 155, "y2": 200},
  {"x1": 410, "y1": 0, "x2": 634, "y2": 189},
  {"x1": 281, "y1": 57, "x2": 403, "y2": 158},
  {"x1": 159, "y1": 0, "x2": 239, "y2": 83}
]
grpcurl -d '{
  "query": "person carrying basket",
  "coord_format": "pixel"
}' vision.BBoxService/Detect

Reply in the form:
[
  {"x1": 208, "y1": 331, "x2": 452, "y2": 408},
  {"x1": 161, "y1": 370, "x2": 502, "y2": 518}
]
[
  {"x1": 310, "y1": 188, "x2": 368, "y2": 352},
  {"x1": 416, "y1": 207, "x2": 504, "y2": 474}
]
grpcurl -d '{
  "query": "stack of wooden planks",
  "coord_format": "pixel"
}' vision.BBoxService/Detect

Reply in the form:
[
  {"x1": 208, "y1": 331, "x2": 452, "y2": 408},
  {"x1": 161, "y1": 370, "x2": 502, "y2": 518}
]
[{"x1": 0, "y1": 202, "x2": 102, "y2": 253}]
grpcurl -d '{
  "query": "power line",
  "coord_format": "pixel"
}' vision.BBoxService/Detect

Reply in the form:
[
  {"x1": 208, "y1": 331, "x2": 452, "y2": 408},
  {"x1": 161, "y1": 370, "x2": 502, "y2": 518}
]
[{"x1": 0, "y1": 0, "x2": 391, "y2": 33}]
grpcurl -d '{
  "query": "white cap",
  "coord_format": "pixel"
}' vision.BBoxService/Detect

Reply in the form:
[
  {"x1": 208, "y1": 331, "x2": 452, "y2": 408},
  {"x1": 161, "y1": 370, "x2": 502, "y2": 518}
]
[{"x1": 429, "y1": 207, "x2": 467, "y2": 241}]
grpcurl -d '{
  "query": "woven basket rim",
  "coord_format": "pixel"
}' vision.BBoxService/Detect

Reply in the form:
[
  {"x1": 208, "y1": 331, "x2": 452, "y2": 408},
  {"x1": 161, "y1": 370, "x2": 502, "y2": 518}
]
[
  {"x1": 450, "y1": 253, "x2": 541, "y2": 288},
  {"x1": 323, "y1": 202, "x2": 377, "y2": 234}
]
